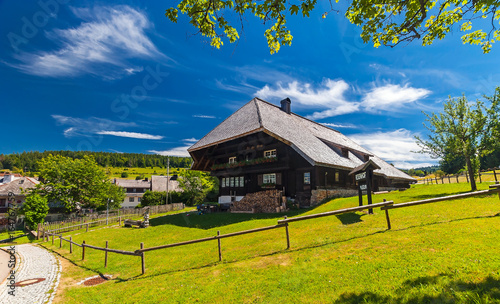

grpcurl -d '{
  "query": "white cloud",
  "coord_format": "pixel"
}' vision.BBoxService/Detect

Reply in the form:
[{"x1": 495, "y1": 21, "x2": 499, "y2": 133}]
[
  {"x1": 349, "y1": 129, "x2": 438, "y2": 169},
  {"x1": 321, "y1": 123, "x2": 358, "y2": 129},
  {"x1": 52, "y1": 115, "x2": 136, "y2": 137},
  {"x1": 149, "y1": 146, "x2": 191, "y2": 157},
  {"x1": 96, "y1": 131, "x2": 163, "y2": 140},
  {"x1": 13, "y1": 5, "x2": 166, "y2": 78},
  {"x1": 254, "y1": 78, "x2": 430, "y2": 119},
  {"x1": 361, "y1": 84, "x2": 431, "y2": 112},
  {"x1": 256, "y1": 79, "x2": 360, "y2": 119},
  {"x1": 193, "y1": 115, "x2": 216, "y2": 119},
  {"x1": 182, "y1": 138, "x2": 198, "y2": 143}
]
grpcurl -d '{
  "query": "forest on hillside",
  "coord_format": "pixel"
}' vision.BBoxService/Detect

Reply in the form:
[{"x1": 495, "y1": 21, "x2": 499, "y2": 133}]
[{"x1": 0, "y1": 151, "x2": 192, "y2": 172}]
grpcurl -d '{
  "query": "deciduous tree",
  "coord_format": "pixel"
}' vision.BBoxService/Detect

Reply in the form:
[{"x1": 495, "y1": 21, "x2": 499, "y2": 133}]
[
  {"x1": 166, "y1": 0, "x2": 500, "y2": 54},
  {"x1": 415, "y1": 87, "x2": 500, "y2": 191},
  {"x1": 21, "y1": 193, "x2": 49, "y2": 230}
]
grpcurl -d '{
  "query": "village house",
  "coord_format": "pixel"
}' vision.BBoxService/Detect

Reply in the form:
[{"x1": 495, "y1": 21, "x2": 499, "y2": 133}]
[
  {"x1": 188, "y1": 97, "x2": 415, "y2": 207},
  {"x1": 114, "y1": 175, "x2": 181, "y2": 208},
  {"x1": 0, "y1": 175, "x2": 39, "y2": 213}
]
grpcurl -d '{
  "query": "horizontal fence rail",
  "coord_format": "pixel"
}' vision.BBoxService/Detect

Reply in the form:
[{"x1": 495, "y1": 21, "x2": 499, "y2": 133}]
[
  {"x1": 277, "y1": 201, "x2": 394, "y2": 224},
  {"x1": 43, "y1": 184, "x2": 500, "y2": 275},
  {"x1": 381, "y1": 185, "x2": 500, "y2": 211}
]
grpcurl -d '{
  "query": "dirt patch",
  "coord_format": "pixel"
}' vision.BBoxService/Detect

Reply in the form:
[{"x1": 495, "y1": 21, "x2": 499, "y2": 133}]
[{"x1": 81, "y1": 275, "x2": 111, "y2": 286}]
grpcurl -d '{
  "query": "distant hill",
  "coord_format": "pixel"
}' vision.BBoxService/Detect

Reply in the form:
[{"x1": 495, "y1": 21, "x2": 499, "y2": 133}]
[{"x1": 0, "y1": 151, "x2": 192, "y2": 172}]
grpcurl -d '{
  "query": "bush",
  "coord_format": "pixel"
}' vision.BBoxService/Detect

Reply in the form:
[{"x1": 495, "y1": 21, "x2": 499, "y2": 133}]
[
  {"x1": 22, "y1": 194, "x2": 49, "y2": 230},
  {"x1": 121, "y1": 172, "x2": 129, "y2": 178}
]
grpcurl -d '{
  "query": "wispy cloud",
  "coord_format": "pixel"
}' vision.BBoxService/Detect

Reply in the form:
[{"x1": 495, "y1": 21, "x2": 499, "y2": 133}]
[
  {"x1": 349, "y1": 129, "x2": 438, "y2": 169},
  {"x1": 52, "y1": 115, "x2": 136, "y2": 137},
  {"x1": 183, "y1": 138, "x2": 198, "y2": 143},
  {"x1": 321, "y1": 123, "x2": 358, "y2": 129},
  {"x1": 255, "y1": 78, "x2": 430, "y2": 119},
  {"x1": 193, "y1": 115, "x2": 216, "y2": 119},
  {"x1": 96, "y1": 131, "x2": 163, "y2": 140},
  {"x1": 361, "y1": 84, "x2": 431, "y2": 113},
  {"x1": 12, "y1": 5, "x2": 167, "y2": 79}
]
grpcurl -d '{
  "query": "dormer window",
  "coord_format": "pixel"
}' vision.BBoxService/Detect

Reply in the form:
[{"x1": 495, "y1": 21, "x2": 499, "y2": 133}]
[
  {"x1": 264, "y1": 149, "x2": 277, "y2": 158},
  {"x1": 341, "y1": 148, "x2": 349, "y2": 158},
  {"x1": 229, "y1": 157, "x2": 236, "y2": 164}
]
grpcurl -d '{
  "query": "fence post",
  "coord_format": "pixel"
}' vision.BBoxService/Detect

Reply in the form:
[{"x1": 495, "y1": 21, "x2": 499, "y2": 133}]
[
  {"x1": 70, "y1": 237, "x2": 73, "y2": 254},
  {"x1": 140, "y1": 242, "x2": 145, "y2": 275},
  {"x1": 52, "y1": 234, "x2": 54, "y2": 245},
  {"x1": 119, "y1": 216, "x2": 122, "y2": 227},
  {"x1": 284, "y1": 216, "x2": 290, "y2": 249},
  {"x1": 494, "y1": 170, "x2": 498, "y2": 183},
  {"x1": 105, "y1": 241, "x2": 108, "y2": 268},
  {"x1": 86, "y1": 223, "x2": 89, "y2": 232},
  {"x1": 448, "y1": 176, "x2": 451, "y2": 183},
  {"x1": 217, "y1": 231, "x2": 222, "y2": 262},
  {"x1": 59, "y1": 235, "x2": 62, "y2": 248},
  {"x1": 82, "y1": 241, "x2": 86, "y2": 260},
  {"x1": 383, "y1": 199, "x2": 392, "y2": 230},
  {"x1": 37, "y1": 223, "x2": 41, "y2": 240}
]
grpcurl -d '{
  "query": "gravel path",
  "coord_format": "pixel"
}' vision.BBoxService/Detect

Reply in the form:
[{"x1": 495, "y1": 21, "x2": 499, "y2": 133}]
[{"x1": 0, "y1": 244, "x2": 61, "y2": 304}]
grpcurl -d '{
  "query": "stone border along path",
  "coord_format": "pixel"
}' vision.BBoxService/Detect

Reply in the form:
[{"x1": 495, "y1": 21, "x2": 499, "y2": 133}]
[{"x1": 0, "y1": 244, "x2": 61, "y2": 304}]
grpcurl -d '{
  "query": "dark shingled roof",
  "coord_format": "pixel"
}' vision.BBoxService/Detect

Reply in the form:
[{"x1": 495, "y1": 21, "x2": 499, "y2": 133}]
[{"x1": 189, "y1": 98, "x2": 415, "y2": 182}]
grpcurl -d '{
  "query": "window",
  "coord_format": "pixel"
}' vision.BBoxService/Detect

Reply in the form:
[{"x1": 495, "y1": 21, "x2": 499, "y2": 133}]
[
  {"x1": 263, "y1": 173, "x2": 276, "y2": 184},
  {"x1": 230, "y1": 177, "x2": 235, "y2": 187},
  {"x1": 229, "y1": 157, "x2": 236, "y2": 164},
  {"x1": 129, "y1": 197, "x2": 135, "y2": 202},
  {"x1": 138, "y1": 197, "x2": 142, "y2": 202},
  {"x1": 304, "y1": 172, "x2": 311, "y2": 185},
  {"x1": 335, "y1": 171, "x2": 340, "y2": 182},
  {"x1": 235, "y1": 177, "x2": 239, "y2": 187},
  {"x1": 264, "y1": 149, "x2": 277, "y2": 158},
  {"x1": 239, "y1": 176, "x2": 244, "y2": 187},
  {"x1": 133, "y1": 188, "x2": 137, "y2": 193},
  {"x1": 221, "y1": 178, "x2": 226, "y2": 188}
]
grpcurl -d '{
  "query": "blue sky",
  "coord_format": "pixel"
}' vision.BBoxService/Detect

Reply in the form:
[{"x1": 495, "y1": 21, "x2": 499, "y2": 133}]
[{"x1": 1, "y1": 1, "x2": 499, "y2": 169}]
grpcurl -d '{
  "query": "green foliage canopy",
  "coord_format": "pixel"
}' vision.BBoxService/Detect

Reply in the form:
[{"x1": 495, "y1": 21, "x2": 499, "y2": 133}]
[
  {"x1": 178, "y1": 170, "x2": 218, "y2": 205},
  {"x1": 32, "y1": 155, "x2": 125, "y2": 211},
  {"x1": 166, "y1": 0, "x2": 500, "y2": 54},
  {"x1": 415, "y1": 87, "x2": 500, "y2": 191},
  {"x1": 21, "y1": 193, "x2": 49, "y2": 230}
]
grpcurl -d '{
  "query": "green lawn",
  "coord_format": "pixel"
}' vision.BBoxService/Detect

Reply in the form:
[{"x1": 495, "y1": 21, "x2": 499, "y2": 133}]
[{"x1": 46, "y1": 182, "x2": 500, "y2": 303}]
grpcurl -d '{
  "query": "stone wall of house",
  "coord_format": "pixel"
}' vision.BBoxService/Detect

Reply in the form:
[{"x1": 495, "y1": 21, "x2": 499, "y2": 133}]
[{"x1": 310, "y1": 189, "x2": 358, "y2": 206}]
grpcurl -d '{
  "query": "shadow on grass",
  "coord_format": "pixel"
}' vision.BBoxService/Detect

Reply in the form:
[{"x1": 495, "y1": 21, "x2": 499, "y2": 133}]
[
  {"x1": 335, "y1": 212, "x2": 364, "y2": 225},
  {"x1": 149, "y1": 208, "x2": 310, "y2": 230},
  {"x1": 333, "y1": 273, "x2": 500, "y2": 303},
  {"x1": 391, "y1": 213, "x2": 500, "y2": 232}
]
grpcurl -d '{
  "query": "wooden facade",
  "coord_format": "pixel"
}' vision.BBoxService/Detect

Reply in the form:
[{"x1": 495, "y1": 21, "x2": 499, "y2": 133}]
[{"x1": 188, "y1": 98, "x2": 415, "y2": 206}]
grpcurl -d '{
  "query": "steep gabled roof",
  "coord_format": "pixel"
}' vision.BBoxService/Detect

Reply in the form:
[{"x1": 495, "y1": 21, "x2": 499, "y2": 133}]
[{"x1": 188, "y1": 98, "x2": 415, "y2": 181}]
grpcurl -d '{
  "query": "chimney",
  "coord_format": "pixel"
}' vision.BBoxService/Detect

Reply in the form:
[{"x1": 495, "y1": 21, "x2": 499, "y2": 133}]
[{"x1": 280, "y1": 97, "x2": 291, "y2": 114}]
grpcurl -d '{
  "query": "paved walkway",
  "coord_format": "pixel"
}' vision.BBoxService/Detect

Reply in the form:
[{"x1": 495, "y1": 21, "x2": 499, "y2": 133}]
[{"x1": 0, "y1": 244, "x2": 61, "y2": 304}]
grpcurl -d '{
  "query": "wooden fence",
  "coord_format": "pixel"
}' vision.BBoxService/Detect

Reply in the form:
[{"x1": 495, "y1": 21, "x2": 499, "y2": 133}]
[
  {"x1": 421, "y1": 168, "x2": 499, "y2": 185},
  {"x1": 44, "y1": 200, "x2": 396, "y2": 275},
  {"x1": 39, "y1": 203, "x2": 184, "y2": 238}
]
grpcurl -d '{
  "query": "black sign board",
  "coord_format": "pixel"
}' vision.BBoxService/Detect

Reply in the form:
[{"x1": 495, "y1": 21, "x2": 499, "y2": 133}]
[{"x1": 349, "y1": 160, "x2": 381, "y2": 215}]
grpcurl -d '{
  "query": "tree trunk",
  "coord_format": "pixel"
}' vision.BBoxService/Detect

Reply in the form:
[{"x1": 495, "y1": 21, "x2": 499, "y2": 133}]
[{"x1": 465, "y1": 156, "x2": 477, "y2": 191}]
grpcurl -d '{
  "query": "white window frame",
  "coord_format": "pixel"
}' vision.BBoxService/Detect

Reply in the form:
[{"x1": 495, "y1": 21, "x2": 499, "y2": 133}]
[
  {"x1": 263, "y1": 173, "x2": 276, "y2": 184},
  {"x1": 239, "y1": 176, "x2": 244, "y2": 187},
  {"x1": 264, "y1": 149, "x2": 277, "y2": 158},
  {"x1": 230, "y1": 177, "x2": 235, "y2": 187},
  {"x1": 229, "y1": 157, "x2": 237, "y2": 164}
]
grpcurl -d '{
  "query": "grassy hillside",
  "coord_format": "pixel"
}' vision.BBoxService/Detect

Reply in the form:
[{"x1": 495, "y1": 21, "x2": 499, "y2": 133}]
[{"x1": 45, "y1": 182, "x2": 500, "y2": 303}]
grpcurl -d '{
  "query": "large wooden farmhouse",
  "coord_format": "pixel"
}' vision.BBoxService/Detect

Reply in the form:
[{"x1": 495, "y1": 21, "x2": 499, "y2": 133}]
[{"x1": 188, "y1": 98, "x2": 415, "y2": 207}]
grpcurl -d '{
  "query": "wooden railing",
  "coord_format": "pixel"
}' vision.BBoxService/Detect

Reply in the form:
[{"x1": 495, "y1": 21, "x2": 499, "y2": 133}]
[{"x1": 43, "y1": 184, "x2": 500, "y2": 275}]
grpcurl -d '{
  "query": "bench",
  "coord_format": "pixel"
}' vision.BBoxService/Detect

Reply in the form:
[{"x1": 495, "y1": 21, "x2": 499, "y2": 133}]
[{"x1": 124, "y1": 219, "x2": 149, "y2": 228}]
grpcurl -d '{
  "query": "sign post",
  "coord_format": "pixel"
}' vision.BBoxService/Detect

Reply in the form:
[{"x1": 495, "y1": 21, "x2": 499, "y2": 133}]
[{"x1": 350, "y1": 160, "x2": 380, "y2": 215}]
